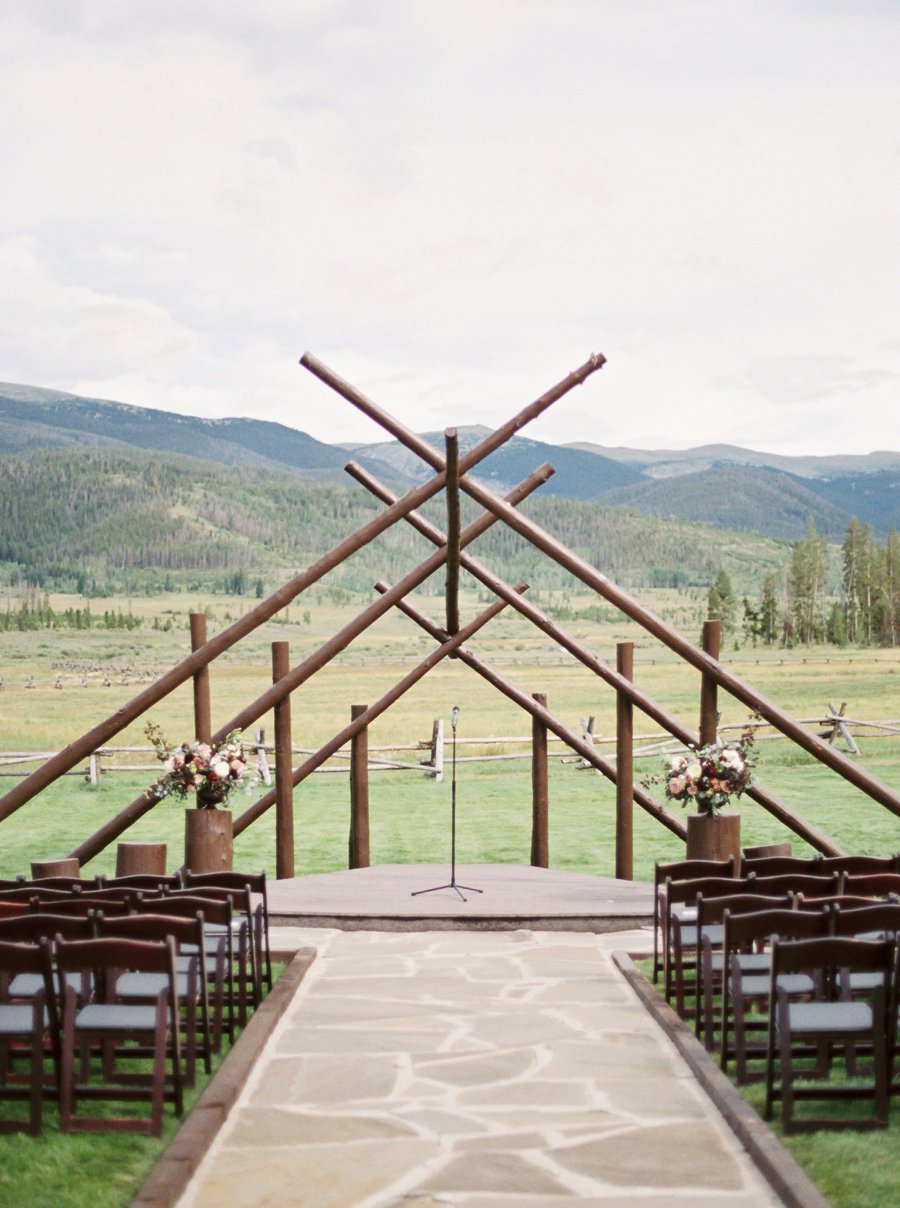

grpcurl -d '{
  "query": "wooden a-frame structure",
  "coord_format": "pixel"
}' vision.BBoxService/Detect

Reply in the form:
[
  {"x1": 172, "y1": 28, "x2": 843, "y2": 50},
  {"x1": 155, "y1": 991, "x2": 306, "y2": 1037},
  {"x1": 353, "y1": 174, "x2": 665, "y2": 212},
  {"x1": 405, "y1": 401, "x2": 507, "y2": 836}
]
[{"x1": 2, "y1": 351, "x2": 900, "y2": 875}]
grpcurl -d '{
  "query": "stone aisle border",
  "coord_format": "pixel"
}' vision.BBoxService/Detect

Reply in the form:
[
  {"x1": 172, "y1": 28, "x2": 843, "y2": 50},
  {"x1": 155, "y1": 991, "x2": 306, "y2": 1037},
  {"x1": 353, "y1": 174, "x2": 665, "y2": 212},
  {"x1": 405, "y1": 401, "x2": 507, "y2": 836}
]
[{"x1": 178, "y1": 929, "x2": 783, "y2": 1207}]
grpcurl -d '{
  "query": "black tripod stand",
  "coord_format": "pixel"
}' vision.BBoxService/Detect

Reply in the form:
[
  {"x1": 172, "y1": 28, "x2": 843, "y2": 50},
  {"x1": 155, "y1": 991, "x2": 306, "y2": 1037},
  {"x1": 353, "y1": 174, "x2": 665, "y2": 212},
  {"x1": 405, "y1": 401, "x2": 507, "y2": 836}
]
[{"x1": 412, "y1": 706, "x2": 483, "y2": 902}]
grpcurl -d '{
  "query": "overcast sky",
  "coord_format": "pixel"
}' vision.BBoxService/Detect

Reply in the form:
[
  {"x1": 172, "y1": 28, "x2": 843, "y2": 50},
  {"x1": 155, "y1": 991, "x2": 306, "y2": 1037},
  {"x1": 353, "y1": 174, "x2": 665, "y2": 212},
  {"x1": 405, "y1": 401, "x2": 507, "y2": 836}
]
[{"x1": 1, "y1": 1, "x2": 897, "y2": 455}]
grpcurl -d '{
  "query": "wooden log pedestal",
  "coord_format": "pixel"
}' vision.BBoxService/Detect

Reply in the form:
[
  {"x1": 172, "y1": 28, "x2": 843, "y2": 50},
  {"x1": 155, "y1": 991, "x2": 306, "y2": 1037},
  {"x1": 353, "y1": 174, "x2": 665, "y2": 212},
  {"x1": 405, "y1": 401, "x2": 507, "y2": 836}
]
[
  {"x1": 115, "y1": 842, "x2": 167, "y2": 877},
  {"x1": 685, "y1": 811, "x2": 741, "y2": 864},
  {"x1": 184, "y1": 809, "x2": 233, "y2": 874},
  {"x1": 31, "y1": 858, "x2": 80, "y2": 879}
]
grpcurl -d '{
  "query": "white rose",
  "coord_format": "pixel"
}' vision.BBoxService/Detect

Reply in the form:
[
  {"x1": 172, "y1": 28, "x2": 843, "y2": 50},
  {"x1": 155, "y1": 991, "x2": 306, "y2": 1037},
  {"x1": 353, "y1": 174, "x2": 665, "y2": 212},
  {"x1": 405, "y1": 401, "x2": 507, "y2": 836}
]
[
  {"x1": 686, "y1": 761, "x2": 702, "y2": 781},
  {"x1": 208, "y1": 759, "x2": 230, "y2": 781}
]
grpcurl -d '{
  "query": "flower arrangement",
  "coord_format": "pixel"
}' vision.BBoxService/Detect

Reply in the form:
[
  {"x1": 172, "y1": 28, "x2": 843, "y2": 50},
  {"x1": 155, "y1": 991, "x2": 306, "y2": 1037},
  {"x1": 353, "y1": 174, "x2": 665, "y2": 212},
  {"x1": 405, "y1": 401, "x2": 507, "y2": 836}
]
[
  {"x1": 145, "y1": 722, "x2": 261, "y2": 808},
  {"x1": 648, "y1": 727, "x2": 757, "y2": 817}
]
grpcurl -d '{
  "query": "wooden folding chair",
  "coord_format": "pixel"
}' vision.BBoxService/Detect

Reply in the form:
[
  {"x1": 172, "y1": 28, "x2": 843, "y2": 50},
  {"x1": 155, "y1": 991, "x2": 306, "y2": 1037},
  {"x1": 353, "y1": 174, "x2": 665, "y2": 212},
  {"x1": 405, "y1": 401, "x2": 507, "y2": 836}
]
[
  {"x1": 696, "y1": 892, "x2": 792, "y2": 1048},
  {"x1": 183, "y1": 869, "x2": 273, "y2": 993},
  {"x1": 764, "y1": 936, "x2": 894, "y2": 1133},
  {"x1": 55, "y1": 936, "x2": 183, "y2": 1137},
  {"x1": 663, "y1": 874, "x2": 752, "y2": 1016},
  {"x1": 750, "y1": 872, "x2": 843, "y2": 901},
  {"x1": 94, "y1": 912, "x2": 212, "y2": 1087},
  {"x1": 102, "y1": 873, "x2": 184, "y2": 892},
  {"x1": 134, "y1": 896, "x2": 231, "y2": 1047},
  {"x1": 0, "y1": 937, "x2": 57, "y2": 1135},
  {"x1": 651, "y1": 857, "x2": 734, "y2": 985},
  {"x1": 723, "y1": 906, "x2": 831, "y2": 1084}
]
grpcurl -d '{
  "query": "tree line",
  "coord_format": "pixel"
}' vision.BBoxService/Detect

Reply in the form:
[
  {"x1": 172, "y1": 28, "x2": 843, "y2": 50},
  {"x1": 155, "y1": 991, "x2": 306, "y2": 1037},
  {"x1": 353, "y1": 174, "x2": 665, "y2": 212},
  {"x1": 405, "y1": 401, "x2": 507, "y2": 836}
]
[{"x1": 709, "y1": 519, "x2": 900, "y2": 647}]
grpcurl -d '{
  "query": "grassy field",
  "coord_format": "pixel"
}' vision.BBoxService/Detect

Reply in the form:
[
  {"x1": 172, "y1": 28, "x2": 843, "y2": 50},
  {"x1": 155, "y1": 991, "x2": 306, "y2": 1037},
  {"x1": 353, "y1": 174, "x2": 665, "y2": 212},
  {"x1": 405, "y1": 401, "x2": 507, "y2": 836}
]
[{"x1": 1, "y1": 587, "x2": 898, "y2": 879}]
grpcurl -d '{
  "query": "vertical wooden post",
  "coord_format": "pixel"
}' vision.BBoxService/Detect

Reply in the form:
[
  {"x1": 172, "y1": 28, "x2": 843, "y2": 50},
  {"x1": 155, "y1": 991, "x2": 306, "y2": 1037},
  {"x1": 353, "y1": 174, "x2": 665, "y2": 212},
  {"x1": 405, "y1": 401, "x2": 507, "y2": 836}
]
[
  {"x1": 431, "y1": 718, "x2": 444, "y2": 783},
  {"x1": 700, "y1": 620, "x2": 721, "y2": 746},
  {"x1": 349, "y1": 703, "x2": 370, "y2": 869},
  {"x1": 616, "y1": 642, "x2": 634, "y2": 881},
  {"x1": 272, "y1": 642, "x2": 294, "y2": 880},
  {"x1": 445, "y1": 428, "x2": 460, "y2": 647},
  {"x1": 190, "y1": 613, "x2": 211, "y2": 745},
  {"x1": 531, "y1": 692, "x2": 549, "y2": 867}
]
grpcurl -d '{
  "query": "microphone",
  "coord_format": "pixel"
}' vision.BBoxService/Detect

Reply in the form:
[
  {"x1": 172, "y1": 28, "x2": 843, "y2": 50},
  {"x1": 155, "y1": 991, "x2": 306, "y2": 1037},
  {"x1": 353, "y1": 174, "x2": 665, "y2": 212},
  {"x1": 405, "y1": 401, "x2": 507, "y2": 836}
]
[{"x1": 451, "y1": 706, "x2": 459, "y2": 730}]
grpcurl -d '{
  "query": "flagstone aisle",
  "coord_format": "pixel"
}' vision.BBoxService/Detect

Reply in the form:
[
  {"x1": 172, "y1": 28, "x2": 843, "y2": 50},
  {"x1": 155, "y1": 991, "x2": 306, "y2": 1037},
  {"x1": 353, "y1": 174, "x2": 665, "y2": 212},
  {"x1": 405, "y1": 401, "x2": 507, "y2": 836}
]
[{"x1": 178, "y1": 929, "x2": 781, "y2": 1207}]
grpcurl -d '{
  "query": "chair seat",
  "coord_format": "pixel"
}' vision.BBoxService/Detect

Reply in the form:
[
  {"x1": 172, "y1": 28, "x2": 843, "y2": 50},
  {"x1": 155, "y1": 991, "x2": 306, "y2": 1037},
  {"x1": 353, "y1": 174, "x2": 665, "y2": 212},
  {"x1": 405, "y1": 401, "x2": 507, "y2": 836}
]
[
  {"x1": 848, "y1": 971, "x2": 886, "y2": 992},
  {"x1": 786, "y1": 1000, "x2": 873, "y2": 1035},
  {"x1": 741, "y1": 972, "x2": 813, "y2": 998},
  {"x1": 117, "y1": 972, "x2": 193, "y2": 999},
  {"x1": 0, "y1": 1003, "x2": 49, "y2": 1034},
  {"x1": 9, "y1": 971, "x2": 85, "y2": 998},
  {"x1": 74, "y1": 1003, "x2": 161, "y2": 1033}
]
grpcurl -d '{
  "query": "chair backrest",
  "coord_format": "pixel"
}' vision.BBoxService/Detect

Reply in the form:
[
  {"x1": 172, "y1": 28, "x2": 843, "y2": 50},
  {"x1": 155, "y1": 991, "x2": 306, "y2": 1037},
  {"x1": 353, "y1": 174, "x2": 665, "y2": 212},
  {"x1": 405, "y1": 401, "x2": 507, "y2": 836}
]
[
  {"x1": 654, "y1": 857, "x2": 734, "y2": 896},
  {"x1": 24, "y1": 877, "x2": 106, "y2": 892},
  {"x1": 842, "y1": 873, "x2": 900, "y2": 898},
  {"x1": 771, "y1": 934, "x2": 894, "y2": 982},
  {"x1": 28, "y1": 895, "x2": 133, "y2": 917},
  {"x1": 795, "y1": 894, "x2": 881, "y2": 913},
  {"x1": 94, "y1": 911, "x2": 205, "y2": 950},
  {"x1": 183, "y1": 869, "x2": 267, "y2": 899},
  {"x1": 831, "y1": 902, "x2": 900, "y2": 938},
  {"x1": 723, "y1": 904, "x2": 832, "y2": 954},
  {"x1": 135, "y1": 894, "x2": 232, "y2": 927},
  {"x1": 0, "y1": 900, "x2": 31, "y2": 918},
  {"x1": 55, "y1": 935, "x2": 177, "y2": 984},
  {"x1": 102, "y1": 874, "x2": 184, "y2": 892},
  {"x1": 664, "y1": 875, "x2": 755, "y2": 908},
  {"x1": 739, "y1": 855, "x2": 821, "y2": 877},
  {"x1": 0, "y1": 886, "x2": 70, "y2": 902},
  {"x1": 750, "y1": 873, "x2": 842, "y2": 899},
  {"x1": 697, "y1": 892, "x2": 792, "y2": 927},
  {"x1": 0, "y1": 913, "x2": 97, "y2": 942},
  {"x1": 817, "y1": 854, "x2": 900, "y2": 877}
]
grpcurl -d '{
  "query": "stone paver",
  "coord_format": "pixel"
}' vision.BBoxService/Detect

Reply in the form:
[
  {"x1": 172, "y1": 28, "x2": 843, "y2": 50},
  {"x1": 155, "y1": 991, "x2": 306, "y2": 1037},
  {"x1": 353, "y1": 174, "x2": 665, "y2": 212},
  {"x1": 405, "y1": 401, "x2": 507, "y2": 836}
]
[{"x1": 178, "y1": 929, "x2": 781, "y2": 1207}]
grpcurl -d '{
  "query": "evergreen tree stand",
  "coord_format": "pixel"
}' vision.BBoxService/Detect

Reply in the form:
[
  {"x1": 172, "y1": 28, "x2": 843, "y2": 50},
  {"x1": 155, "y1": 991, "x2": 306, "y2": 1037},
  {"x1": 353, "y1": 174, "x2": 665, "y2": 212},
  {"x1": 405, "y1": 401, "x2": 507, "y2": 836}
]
[{"x1": 685, "y1": 810, "x2": 741, "y2": 863}]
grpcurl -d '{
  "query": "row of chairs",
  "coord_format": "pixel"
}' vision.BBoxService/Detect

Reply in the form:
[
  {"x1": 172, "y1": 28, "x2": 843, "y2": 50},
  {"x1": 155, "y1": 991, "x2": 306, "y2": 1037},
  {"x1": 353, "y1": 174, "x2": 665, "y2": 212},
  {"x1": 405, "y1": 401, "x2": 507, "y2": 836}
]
[
  {"x1": 653, "y1": 854, "x2": 900, "y2": 1008},
  {"x1": 0, "y1": 868, "x2": 274, "y2": 1135},
  {"x1": 652, "y1": 856, "x2": 900, "y2": 1132}
]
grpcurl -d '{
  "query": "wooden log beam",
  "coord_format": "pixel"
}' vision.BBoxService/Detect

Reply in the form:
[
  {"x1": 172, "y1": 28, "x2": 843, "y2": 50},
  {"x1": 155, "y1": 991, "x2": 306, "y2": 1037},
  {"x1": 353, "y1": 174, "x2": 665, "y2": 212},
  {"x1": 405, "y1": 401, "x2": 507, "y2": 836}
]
[
  {"x1": 2, "y1": 352, "x2": 599, "y2": 827},
  {"x1": 326, "y1": 377, "x2": 900, "y2": 820},
  {"x1": 445, "y1": 428, "x2": 460, "y2": 641}
]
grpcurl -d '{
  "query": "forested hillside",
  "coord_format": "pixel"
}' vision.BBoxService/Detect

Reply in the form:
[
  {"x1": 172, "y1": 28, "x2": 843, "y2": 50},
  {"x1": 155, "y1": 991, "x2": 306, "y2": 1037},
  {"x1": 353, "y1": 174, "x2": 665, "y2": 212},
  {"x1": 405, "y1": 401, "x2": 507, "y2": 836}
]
[{"x1": 0, "y1": 448, "x2": 786, "y2": 597}]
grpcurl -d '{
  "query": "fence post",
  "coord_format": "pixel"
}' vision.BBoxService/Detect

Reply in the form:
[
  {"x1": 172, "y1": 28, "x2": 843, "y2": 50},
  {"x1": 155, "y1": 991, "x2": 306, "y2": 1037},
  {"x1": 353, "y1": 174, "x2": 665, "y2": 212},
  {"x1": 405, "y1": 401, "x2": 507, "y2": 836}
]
[
  {"x1": 700, "y1": 620, "x2": 721, "y2": 746},
  {"x1": 431, "y1": 718, "x2": 444, "y2": 782},
  {"x1": 616, "y1": 642, "x2": 634, "y2": 880},
  {"x1": 531, "y1": 692, "x2": 549, "y2": 867},
  {"x1": 272, "y1": 642, "x2": 294, "y2": 879},
  {"x1": 190, "y1": 613, "x2": 211, "y2": 744},
  {"x1": 349, "y1": 703, "x2": 370, "y2": 868}
]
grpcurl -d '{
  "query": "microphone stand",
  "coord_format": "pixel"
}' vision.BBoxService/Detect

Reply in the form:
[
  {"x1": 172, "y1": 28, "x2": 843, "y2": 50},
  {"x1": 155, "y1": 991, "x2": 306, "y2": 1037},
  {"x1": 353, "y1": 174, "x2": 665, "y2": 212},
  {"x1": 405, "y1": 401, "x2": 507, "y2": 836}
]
[{"x1": 412, "y1": 707, "x2": 482, "y2": 902}]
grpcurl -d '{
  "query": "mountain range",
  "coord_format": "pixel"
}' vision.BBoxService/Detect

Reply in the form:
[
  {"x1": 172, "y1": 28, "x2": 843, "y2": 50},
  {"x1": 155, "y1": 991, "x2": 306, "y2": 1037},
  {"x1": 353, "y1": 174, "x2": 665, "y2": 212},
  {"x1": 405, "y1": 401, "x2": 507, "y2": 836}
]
[{"x1": 2, "y1": 381, "x2": 899, "y2": 542}]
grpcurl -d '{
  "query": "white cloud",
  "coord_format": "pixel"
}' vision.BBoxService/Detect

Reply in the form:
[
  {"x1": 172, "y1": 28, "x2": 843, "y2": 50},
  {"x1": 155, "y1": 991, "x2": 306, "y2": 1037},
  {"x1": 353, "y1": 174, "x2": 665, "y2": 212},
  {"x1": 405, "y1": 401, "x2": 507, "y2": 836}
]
[{"x1": 0, "y1": 0, "x2": 897, "y2": 455}]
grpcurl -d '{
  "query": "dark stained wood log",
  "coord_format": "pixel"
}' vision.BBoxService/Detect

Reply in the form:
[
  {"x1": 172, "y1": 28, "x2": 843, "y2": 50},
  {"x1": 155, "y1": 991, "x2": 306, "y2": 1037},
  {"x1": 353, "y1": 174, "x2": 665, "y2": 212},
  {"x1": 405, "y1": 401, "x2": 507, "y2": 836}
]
[
  {"x1": 445, "y1": 429, "x2": 460, "y2": 642},
  {"x1": 616, "y1": 643, "x2": 634, "y2": 881},
  {"x1": 115, "y1": 843, "x2": 166, "y2": 877},
  {"x1": 272, "y1": 641, "x2": 295, "y2": 880},
  {"x1": 184, "y1": 809, "x2": 233, "y2": 874},
  {"x1": 191, "y1": 613, "x2": 211, "y2": 745},
  {"x1": 31, "y1": 858, "x2": 79, "y2": 878},
  {"x1": 700, "y1": 620, "x2": 720, "y2": 747},
  {"x1": 349, "y1": 704, "x2": 370, "y2": 869},
  {"x1": 531, "y1": 693, "x2": 549, "y2": 868}
]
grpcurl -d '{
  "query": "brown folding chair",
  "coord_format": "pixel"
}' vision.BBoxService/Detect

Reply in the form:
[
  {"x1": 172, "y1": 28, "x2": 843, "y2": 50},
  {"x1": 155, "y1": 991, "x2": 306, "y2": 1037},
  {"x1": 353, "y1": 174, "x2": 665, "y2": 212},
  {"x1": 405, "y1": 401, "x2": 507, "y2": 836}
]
[
  {"x1": 764, "y1": 936, "x2": 894, "y2": 1133},
  {"x1": 664, "y1": 874, "x2": 753, "y2": 1016},
  {"x1": 817, "y1": 855, "x2": 900, "y2": 878},
  {"x1": 55, "y1": 936, "x2": 183, "y2": 1136},
  {"x1": 134, "y1": 895, "x2": 232, "y2": 1047},
  {"x1": 0, "y1": 937, "x2": 57, "y2": 1135},
  {"x1": 750, "y1": 872, "x2": 842, "y2": 900},
  {"x1": 94, "y1": 912, "x2": 212, "y2": 1087},
  {"x1": 183, "y1": 869, "x2": 273, "y2": 993},
  {"x1": 651, "y1": 856, "x2": 734, "y2": 985},
  {"x1": 723, "y1": 905, "x2": 832, "y2": 1084},
  {"x1": 696, "y1": 892, "x2": 792, "y2": 1048}
]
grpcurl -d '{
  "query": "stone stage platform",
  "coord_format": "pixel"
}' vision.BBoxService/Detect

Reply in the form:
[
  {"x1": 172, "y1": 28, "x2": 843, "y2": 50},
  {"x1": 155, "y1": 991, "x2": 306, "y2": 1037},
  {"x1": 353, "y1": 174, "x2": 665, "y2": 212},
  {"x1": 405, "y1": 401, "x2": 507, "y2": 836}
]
[{"x1": 267, "y1": 863, "x2": 654, "y2": 933}]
